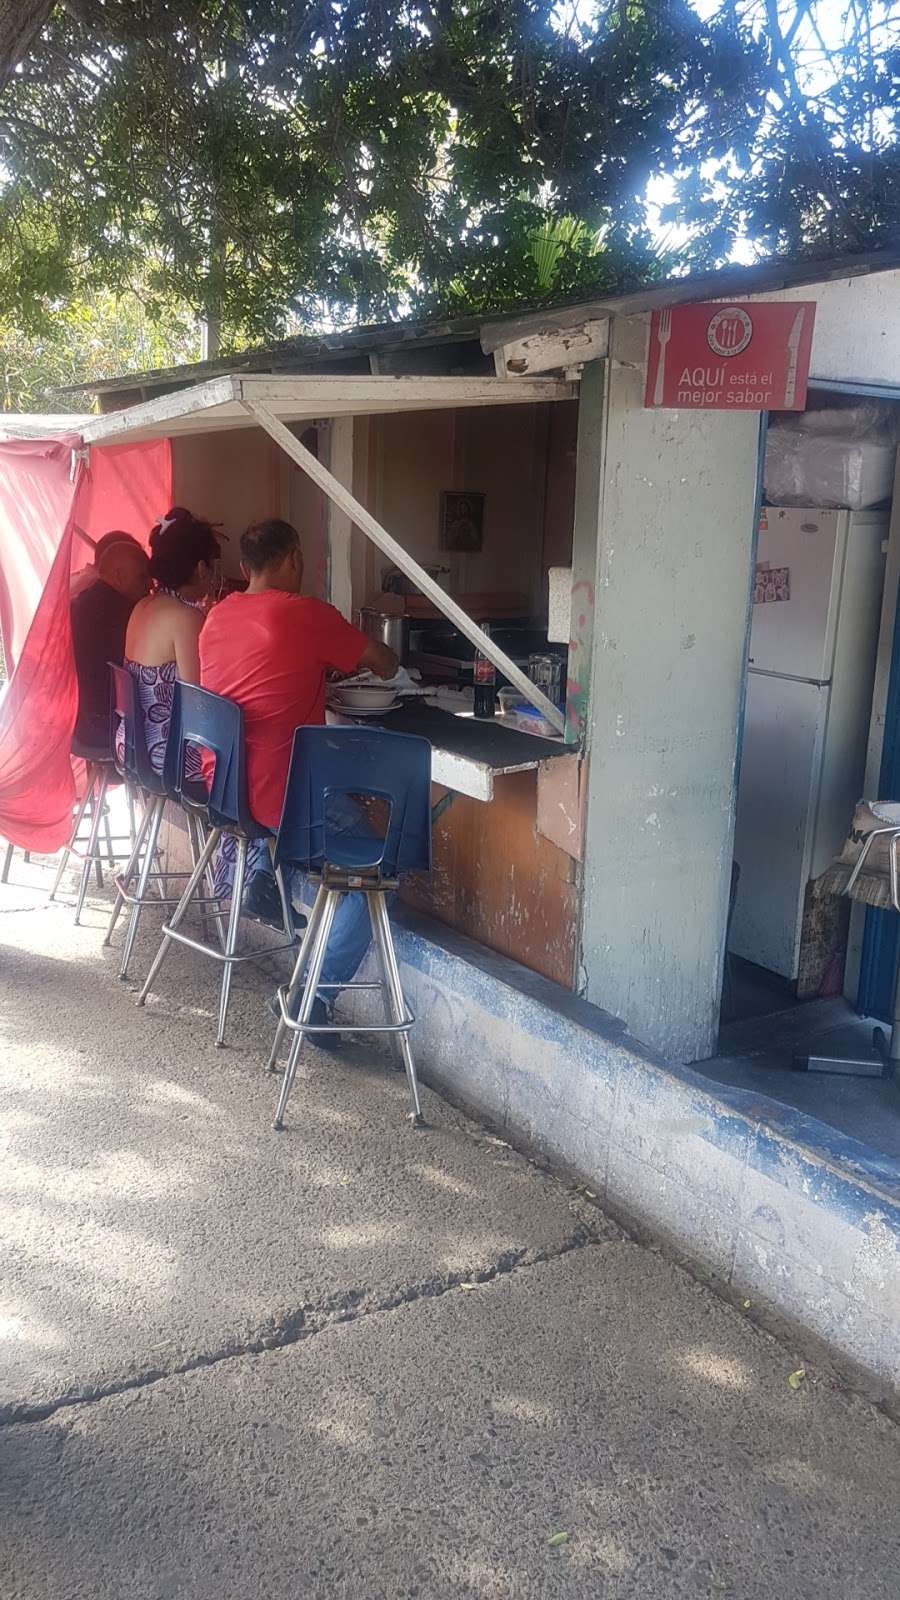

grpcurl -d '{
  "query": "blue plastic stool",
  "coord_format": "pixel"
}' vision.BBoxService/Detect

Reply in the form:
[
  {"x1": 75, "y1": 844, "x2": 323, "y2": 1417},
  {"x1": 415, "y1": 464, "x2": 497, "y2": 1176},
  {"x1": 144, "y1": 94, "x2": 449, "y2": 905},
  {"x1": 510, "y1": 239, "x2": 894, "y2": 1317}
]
[
  {"x1": 266, "y1": 726, "x2": 432, "y2": 1130},
  {"x1": 103, "y1": 664, "x2": 219, "y2": 980},
  {"x1": 137, "y1": 683, "x2": 296, "y2": 1047}
]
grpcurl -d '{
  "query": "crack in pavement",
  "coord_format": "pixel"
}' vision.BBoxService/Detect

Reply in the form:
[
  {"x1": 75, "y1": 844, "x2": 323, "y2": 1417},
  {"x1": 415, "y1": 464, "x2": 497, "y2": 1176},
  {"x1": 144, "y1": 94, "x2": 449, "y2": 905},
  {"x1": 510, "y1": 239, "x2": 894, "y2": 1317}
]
[{"x1": 0, "y1": 1223, "x2": 606, "y2": 1429}]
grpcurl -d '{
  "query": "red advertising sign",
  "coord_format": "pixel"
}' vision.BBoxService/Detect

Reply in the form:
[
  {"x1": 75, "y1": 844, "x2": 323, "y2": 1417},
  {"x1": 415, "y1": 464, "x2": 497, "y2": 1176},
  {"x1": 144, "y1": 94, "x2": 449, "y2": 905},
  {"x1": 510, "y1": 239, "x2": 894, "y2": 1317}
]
[{"x1": 644, "y1": 300, "x2": 816, "y2": 412}]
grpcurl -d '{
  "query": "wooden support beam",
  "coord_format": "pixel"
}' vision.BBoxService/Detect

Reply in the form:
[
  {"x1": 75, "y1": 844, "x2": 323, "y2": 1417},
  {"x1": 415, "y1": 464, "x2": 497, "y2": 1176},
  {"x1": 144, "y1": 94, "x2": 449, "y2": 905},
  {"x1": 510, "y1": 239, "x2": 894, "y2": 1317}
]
[
  {"x1": 81, "y1": 375, "x2": 239, "y2": 443},
  {"x1": 323, "y1": 417, "x2": 354, "y2": 617},
  {"x1": 80, "y1": 372, "x2": 576, "y2": 447},
  {"x1": 240, "y1": 374, "x2": 574, "y2": 409},
  {"x1": 566, "y1": 361, "x2": 607, "y2": 747},
  {"x1": 497, "y1": 320, "x2": 608, "y2": 377},
  {"x1": 242, "y1": 397, "x2": 566, "y2": 735}
]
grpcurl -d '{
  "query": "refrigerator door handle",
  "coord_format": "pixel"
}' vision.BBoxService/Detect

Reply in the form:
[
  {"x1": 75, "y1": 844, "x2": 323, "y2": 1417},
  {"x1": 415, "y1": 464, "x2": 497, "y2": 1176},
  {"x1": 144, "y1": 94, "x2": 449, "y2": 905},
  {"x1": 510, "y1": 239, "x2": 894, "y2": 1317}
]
[{"x1": 748, "y1": 666, "x2": 832, "y2": 688}]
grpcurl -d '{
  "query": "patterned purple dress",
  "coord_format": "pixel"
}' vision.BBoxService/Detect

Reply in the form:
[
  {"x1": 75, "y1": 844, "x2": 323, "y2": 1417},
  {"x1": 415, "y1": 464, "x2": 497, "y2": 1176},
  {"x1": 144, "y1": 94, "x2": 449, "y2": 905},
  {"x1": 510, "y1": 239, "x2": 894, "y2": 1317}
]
[
  {"x1": 119, "y1": 658, "x2": 203, "y2": 782},
  {"x1": 117, "y1": 657, "x2": 268, "y2": 900}
]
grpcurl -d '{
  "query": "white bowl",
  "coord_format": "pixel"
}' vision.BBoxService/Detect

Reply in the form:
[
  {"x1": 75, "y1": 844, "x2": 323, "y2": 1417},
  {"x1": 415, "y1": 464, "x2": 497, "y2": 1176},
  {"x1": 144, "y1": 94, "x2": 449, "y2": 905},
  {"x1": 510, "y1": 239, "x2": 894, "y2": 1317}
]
[{"x1": 331, "y1": 683, "x2": 399, "y2": 710}]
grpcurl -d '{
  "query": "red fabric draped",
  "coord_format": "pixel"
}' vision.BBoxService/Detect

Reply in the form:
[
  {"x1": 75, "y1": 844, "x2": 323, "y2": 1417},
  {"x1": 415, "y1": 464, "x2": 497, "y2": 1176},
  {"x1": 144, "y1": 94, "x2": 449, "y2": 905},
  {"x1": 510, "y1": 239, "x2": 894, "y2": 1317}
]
[
  {"x1": 0, "y1": 435, "x2": 82, "y2": 673},
  {"x1": 0, "y1": 437, "x2": 83, "y2": 850},
  {"x1": 0, "y1": 434, "x2": 172, "y2": 852},
  {"x1": 71, "y1": 438, "x2": 166, "y2": 567}
]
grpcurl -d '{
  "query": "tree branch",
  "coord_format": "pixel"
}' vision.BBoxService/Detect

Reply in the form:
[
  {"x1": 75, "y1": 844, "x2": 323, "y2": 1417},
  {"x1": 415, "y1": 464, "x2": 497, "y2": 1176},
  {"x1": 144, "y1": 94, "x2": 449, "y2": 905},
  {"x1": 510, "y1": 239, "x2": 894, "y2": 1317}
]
[{"x1": 0, "y1": 0, "x2": 55, "y2": 92}]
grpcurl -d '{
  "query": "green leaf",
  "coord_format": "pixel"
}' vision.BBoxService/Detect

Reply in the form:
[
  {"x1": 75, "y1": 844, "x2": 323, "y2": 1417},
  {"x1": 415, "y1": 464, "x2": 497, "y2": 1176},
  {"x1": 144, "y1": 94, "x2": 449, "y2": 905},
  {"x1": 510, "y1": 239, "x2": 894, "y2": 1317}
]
[{"x1": 0, "y1": 0, "x2": 894, "y2": 341}]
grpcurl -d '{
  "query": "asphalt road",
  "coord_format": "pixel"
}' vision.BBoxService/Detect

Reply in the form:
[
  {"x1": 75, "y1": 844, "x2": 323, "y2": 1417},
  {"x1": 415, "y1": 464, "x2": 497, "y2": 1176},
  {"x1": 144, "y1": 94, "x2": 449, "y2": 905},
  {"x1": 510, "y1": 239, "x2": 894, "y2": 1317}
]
[{"x1": 1, "y1": 859, "x2": 898, "y2": 1599}]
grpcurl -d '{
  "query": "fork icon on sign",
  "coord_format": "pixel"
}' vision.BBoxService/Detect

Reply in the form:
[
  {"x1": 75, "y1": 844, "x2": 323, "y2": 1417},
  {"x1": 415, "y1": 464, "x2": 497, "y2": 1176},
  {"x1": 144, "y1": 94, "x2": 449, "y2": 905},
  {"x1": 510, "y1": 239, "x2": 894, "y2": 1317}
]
[{"x1": 653, "y1": 309, "x2": 672, "y2": 406}]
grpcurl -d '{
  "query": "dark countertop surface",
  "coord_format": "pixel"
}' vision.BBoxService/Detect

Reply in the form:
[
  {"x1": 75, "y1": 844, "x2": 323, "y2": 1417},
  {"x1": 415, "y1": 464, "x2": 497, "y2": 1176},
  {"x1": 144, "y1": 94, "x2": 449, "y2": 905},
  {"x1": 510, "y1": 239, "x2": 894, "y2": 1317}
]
[
  {"x1": 326, "y1": 699, "x2": 573, "y2": 799},
  {"x1": 370, "y1": 701, "x2": 569, "y2": 770}
]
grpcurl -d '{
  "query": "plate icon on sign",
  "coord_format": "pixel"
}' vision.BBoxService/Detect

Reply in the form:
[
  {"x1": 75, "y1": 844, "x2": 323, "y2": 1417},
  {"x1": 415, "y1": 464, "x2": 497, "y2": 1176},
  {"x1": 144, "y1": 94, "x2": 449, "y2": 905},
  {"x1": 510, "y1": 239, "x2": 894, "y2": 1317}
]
[{"x1": 707, "y1": 306, "x2": 753, "y2": 358}]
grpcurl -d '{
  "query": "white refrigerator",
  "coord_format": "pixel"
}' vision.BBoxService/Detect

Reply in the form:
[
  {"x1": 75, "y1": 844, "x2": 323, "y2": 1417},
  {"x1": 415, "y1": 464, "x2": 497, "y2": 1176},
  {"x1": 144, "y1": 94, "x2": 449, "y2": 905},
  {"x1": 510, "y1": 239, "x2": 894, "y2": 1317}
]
[{"x1": 730, "y1": 506, "x2": 888, "y2": 980}]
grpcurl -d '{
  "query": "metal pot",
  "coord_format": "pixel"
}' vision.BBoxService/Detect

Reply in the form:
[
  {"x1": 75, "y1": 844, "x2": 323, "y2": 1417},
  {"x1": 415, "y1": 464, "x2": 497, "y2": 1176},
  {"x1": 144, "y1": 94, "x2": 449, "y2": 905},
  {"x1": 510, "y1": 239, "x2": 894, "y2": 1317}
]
[{"x1": 357, "y1": 608, "x2": 410, "y2": 664}]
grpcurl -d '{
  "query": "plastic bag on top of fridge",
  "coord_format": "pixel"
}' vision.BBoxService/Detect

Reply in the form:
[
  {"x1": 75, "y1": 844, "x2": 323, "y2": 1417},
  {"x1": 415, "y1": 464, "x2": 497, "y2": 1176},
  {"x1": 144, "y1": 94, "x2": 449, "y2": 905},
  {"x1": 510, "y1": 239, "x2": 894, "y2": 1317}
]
[{"x1": 765, "y1": 402, "x2": 898, "y2": 510}]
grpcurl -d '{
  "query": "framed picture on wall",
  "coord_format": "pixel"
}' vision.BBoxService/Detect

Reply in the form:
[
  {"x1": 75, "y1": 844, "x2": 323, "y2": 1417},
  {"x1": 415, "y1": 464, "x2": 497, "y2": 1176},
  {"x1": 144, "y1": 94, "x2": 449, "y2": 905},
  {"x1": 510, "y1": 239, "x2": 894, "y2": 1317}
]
[{"x1": 440, "y1": 491, "x2": 485, "y2": 553}]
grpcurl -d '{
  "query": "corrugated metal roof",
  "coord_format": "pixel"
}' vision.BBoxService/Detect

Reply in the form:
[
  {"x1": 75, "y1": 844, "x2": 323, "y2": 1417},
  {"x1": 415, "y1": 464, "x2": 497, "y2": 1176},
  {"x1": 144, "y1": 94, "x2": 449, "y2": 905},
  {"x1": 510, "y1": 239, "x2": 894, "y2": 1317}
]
[{"x1": 59, "y1": 245, "x2": 900, "y2": 398}]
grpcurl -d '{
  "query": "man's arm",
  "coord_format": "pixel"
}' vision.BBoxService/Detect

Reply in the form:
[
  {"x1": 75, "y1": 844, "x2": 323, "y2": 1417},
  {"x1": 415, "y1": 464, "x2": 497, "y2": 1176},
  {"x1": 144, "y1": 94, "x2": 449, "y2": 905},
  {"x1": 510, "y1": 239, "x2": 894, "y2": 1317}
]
[
  {"x1": 358, "y1": 638, "x2": 398, "y2": 680},
  {"x1": 318, "y1": 601, "x2": 398, "y2": 680}
]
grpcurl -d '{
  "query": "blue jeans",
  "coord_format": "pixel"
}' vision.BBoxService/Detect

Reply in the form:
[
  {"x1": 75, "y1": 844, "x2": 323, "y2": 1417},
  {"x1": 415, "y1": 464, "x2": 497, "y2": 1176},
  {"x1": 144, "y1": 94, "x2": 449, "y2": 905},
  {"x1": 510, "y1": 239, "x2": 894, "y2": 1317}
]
[{"x1": 213, "y1": 794, "x2": 383, "y2": 996}]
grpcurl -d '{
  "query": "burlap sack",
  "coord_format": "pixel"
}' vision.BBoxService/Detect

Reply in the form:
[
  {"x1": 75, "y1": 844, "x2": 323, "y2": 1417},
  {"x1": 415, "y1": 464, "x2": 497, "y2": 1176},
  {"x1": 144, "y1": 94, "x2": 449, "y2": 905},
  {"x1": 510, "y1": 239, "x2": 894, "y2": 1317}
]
[{"x1": 816, "y1": 799, "x2": 900, "y2": 910}]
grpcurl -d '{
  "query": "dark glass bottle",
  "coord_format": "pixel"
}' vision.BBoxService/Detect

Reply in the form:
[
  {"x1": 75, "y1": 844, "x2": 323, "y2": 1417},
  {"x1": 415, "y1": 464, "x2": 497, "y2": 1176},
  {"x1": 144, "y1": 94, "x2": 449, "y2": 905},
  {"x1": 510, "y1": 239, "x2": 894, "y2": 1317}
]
[{"x1": 473, "y1": 623, "x2": 496, "y2": 719}]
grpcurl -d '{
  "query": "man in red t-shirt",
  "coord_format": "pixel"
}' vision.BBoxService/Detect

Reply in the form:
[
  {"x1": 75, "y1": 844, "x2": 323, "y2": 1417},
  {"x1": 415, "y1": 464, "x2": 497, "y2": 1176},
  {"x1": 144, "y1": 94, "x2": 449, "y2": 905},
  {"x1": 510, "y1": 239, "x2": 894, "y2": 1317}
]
[
  {"x1": 201, "y1": 518, "x2": 395, "y2": 829},
  {"x1": 200, "y1": 518, "x2": 397, "y2": 1023}
]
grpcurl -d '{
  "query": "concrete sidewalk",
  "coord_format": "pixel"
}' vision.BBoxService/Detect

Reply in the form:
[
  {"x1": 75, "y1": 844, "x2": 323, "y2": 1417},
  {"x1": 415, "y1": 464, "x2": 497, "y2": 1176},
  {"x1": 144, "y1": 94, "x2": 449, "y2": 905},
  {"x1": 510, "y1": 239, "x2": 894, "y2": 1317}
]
[{"x1": 1, "y1": 862, "x2": 899, "y2": 1598}]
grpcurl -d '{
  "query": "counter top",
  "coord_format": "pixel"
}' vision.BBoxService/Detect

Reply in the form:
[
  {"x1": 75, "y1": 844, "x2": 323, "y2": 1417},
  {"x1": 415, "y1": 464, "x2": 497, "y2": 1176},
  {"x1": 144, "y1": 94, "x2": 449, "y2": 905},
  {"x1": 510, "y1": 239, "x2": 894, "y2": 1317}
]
[{"x1": 326, "y1": 700, "x2": 571, "y2": 801}]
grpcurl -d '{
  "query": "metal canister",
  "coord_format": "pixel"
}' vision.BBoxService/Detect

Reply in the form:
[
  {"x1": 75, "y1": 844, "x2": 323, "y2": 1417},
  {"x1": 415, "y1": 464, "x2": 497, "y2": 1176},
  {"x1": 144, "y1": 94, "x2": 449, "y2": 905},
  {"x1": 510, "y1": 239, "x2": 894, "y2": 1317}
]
[{"x1": 357, "y1": 608, "x2": 410, "y2": 664}]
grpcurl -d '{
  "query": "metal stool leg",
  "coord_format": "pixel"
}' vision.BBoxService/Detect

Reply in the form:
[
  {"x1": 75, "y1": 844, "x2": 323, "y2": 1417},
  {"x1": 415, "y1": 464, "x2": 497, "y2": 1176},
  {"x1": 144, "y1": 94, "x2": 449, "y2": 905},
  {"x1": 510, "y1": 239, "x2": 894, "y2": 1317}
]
[
  {"x1": 94, "y1": 811, "x2": 106, "y2": 889},
  {"x1": 151, "y1": 800, "x2": 168, "y2": 901},
  {"x1": 75, "y1": 767, "x2": 109, "y2": 925},
  {"x1": 138, "y1": 826, "x2": 220, "y2": 1009},
  {"x1": 93, "y1": 777, "x2": 114, "y2": 888},
  {"x1": 186, "y1": 813, "x2": 210, "y2": 946},
  {"x1": 368, "y1": 892, "x2": 423, "y2": 1124},
  {"x1": 274, "y1": 890, "x2": 338, "y2": 1130},
  {"x1": 198, "y1": 819, "x2": 228, "y2": 951},
  {"x1": 103, "y1": 794, "x2": 156, "y2": 946},
  {"x1": 266, "y1": 883, "x2": 329, "y2": 1072},
  {"x1": 100, "y1": 798, "x2": 115, "y2": 881},
  {"x1": 186, "y1": 814, "x2": 227, "y2": 950},
  {"x1": 49, "y1": 777, "x2": 94, "y2": 902},
  {"x1": 119, "y1": 795, "x2": 166, "y2": 981},
  {"x1": 367, "y1": 894, "x2": 404, "y2": 1075},
  {"x1": 1, "y1": 841, "x2": 12, "y2": 884},
  {"x1": 268, "y1": 841, "x2": 297, "y2": 942},
  {"x1": 215, "y1": 834, "x2": 249, "y2": 1047}
]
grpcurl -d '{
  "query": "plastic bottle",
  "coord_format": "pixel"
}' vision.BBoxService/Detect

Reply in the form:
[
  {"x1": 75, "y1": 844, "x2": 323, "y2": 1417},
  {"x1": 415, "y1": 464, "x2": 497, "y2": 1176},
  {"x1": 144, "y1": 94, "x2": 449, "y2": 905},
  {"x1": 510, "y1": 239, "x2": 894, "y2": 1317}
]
[{"x1": 473, "y1": 623, "x2": 496, "y2": 719}]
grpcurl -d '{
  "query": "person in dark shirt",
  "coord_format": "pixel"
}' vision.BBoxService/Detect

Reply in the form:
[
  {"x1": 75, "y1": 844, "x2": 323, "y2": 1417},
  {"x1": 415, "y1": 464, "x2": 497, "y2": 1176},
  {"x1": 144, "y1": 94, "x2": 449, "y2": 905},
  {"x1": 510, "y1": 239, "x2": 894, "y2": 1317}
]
[
  {"x1": 70, "y1": 540, "x2": 150, "y2": 751},
  {"x1": 69, "y1": 529, "x2": 143, "y2": 600}
]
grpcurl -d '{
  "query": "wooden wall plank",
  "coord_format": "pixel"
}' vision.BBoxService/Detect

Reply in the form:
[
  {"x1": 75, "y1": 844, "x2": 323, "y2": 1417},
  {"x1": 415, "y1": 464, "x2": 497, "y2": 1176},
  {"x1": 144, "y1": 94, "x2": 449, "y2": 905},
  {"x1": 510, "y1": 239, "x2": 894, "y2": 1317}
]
[{"x1": 401, "y1": 771, "x2": 579, "y2": 989}]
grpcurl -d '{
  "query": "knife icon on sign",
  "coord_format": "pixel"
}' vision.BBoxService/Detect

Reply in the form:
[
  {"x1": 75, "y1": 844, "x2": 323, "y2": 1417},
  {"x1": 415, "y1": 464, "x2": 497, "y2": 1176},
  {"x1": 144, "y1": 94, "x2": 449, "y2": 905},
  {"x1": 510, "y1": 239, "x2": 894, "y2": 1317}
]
[{"x1": 783, "y1": 308, "x2": 805, "y2": 408}]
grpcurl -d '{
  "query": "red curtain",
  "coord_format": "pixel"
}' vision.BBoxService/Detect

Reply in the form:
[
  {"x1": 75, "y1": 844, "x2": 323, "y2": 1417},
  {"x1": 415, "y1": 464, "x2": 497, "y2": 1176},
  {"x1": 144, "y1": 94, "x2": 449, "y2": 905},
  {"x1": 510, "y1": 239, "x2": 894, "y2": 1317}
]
[
  {"x1": 0, "y1": 435, "x2": 172, "y2": 852},
  {"x1": 71, "y1": 438, "x2": 168, "y2": 566},
  {"x1": 0, "y1": 435, "x2": 83, "y2": 673}
]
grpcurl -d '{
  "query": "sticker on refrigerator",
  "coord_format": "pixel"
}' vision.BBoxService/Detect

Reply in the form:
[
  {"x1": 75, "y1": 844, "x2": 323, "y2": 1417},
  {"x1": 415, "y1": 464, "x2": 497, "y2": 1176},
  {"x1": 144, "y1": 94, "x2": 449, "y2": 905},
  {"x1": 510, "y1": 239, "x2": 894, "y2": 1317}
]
[{"x1": 754, "y1": 562, "x2": 790, "y2": 604}]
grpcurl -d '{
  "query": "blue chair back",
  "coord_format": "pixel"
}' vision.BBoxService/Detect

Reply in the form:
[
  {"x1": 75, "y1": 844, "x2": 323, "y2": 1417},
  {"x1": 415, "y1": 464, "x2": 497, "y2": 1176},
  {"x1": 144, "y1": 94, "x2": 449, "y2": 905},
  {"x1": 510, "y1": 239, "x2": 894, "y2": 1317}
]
[
  {"x1": 109, "y1": 663, "x2": 166, "y2": 795},
  {"x1": 165, "y1": 681, "x2": 267, "y2": 837},
  {"x1": 274, "y1": 727, "x2": 432, "y2": 878}
]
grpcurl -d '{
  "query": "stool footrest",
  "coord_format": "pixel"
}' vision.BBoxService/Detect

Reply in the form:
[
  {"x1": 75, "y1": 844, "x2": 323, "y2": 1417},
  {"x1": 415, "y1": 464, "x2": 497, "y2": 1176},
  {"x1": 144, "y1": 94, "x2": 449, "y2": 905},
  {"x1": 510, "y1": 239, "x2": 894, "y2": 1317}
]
[
  {"x1": 113, "y1": 872, "x2": 223, "y2": 909},
  {"x1": 67, "y1": 842, "x2": 134, "y2": 863},
  {"x1": 270, "y1": 867, "x2": 424, "y2": 1129},
  {"x1": 275, "y1": 984, "x2": 414, "y2": 1036},
  {"x1": 162, "y1": 922, "x2": 297, "y2": 964}
]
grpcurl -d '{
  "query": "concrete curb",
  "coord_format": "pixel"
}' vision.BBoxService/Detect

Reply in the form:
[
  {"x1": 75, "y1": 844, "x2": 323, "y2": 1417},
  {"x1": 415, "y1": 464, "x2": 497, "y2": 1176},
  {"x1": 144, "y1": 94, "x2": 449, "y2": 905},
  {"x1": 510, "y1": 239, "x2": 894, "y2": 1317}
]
[{"x1": 344, "y1": 908, "x2": 900, "y2": 1398}]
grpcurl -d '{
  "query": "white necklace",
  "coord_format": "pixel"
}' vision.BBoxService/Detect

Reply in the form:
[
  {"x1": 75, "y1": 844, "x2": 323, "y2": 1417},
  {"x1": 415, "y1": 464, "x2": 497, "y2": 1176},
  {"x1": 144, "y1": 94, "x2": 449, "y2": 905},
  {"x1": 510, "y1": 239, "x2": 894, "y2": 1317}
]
[{"x1": 161, "y1": 586, "x2": 205, "y2": 612}]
